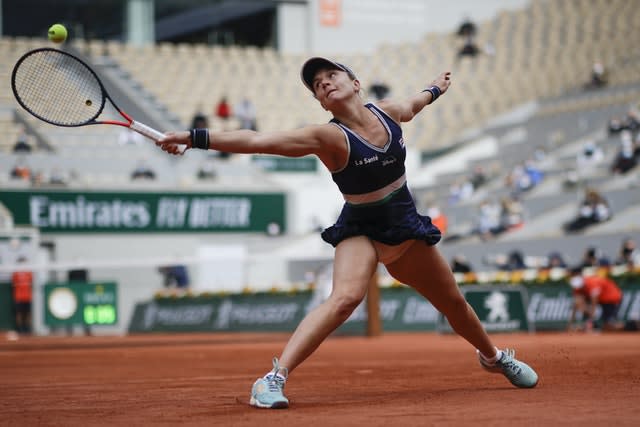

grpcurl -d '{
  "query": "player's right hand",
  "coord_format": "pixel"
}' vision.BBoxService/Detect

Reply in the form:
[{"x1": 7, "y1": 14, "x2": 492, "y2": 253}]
[{"x1": 157, "y1": 131, "x2": 191, "y2": 155}]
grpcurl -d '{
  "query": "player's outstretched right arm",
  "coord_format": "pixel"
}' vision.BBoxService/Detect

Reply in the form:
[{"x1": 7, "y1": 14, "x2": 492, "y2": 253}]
[{"x1": 158, "y1": 124, "x2": 347, "y2": 171}]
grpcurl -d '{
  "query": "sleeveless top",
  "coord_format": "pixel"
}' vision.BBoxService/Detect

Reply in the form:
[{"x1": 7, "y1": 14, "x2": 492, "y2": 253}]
[
  {"x1": 321, "y1": 103, "x2": 441, "y2": 248},
  {"x1": 329, "y1": 103, "x2": 406, "y2": 201}
]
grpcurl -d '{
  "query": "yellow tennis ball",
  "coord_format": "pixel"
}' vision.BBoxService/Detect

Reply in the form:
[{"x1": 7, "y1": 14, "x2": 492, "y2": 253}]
[{"x1": 48, "y1": 24, "x2": 68, "y2": 43}]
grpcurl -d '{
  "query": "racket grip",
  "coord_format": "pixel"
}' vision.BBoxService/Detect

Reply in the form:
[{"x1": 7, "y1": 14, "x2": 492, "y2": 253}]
[{"x1": 130, "y1": 120, "x2": 165, "y2": 141}]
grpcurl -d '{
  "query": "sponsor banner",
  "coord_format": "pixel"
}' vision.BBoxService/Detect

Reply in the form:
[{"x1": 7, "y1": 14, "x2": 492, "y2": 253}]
[
  {"x1": 127, "y1": 284, "x2": 640, "y2": 334},
  {"x1": 129, "y1": 287, "x2": 441, "y2": 333},
  {"x1": 439, "y1": 286, "x2": 531, "y2": 333},
  {"x1": 129, "y1": 292, "x2": 310, "y2": 333},
  {"x1": 0, "y1": 190, "x2": 285, "y2": 233},
  {"x1": 337, "y1": 288, "x2": 440, "y2": 334},
  {"x1": 526, "y1": 283, "x2": 640, "y2": 330}
]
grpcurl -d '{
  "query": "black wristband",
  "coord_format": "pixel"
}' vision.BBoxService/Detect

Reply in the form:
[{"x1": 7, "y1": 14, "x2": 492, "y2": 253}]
[
  {"x1": 422, "y1": 85, "x2": 442, "y2": 103},
  {"x1": 190, "y1": 128, "x2": 210, "y2": 150}
]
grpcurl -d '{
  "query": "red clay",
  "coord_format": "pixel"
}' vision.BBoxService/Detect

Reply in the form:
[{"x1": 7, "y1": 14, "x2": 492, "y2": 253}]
[{"x1": 1, "y1": 332, "x2": 638, "y2": 426}]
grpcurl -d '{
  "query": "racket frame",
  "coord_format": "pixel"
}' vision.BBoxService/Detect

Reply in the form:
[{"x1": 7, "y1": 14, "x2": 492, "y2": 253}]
[{"x1": 11, "y1": 47, "x2": 173, "y2": 146}]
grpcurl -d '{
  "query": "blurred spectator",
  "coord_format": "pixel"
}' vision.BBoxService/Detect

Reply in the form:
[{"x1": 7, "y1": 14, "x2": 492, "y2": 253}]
[
  {"x1": 475, "y1": 199, "x2": 501, "y2": 240},
  {"x1": 614, "y1": 237, "x2": 640, "y2": 269},
  {"x1": 455, "y1": 15, "x2": 480, "y2": 59},
  {"x1": 12, "y1": 125, "x2": 32, "y2": 153},
  {"x1": 584, "y1": 60, "x2": 607, "y2": 90},
  {"x1": 564, "y1": 188, "x2": 611, "y2": 233},
  {"x1": 131, "y1": 159, "x2": 156, "y2": 180},
  {"x1": 428, "y1": 206, "x2": 448, "y2": 236},
  {"x1": 608, "y1": 109, "x2": 640, "y2": 135},
  {"x1": 456, "y1": 16, "x2": 477, "y2": 38},
  {"x1": 610, "y1": 131, "x2": 638, "y2": 175},
  {"x1": 10, "y1": 159, "x2": 31, "y2": 181},
  {"x1": 369, "y1": 78, "x2": 391, "y2": 101},
  {"x1": 608, "y1": 116, "x2": 625, "y2": 135},
  {"x1": 546, "y1": 251, "x2": 568, "y2": 269},
  {"x1": 158, "y1": 265, "x2": 190, "y2": 294},
  {"x1": 451, "y1": 254, "x2": 474, "y2": 274},
  {"x1": 49, "y1": 167, "x2": 67, "y2": 186},
  {"x1": 235, "y1": 97, "x2": 257, "y2": 131},
  {"x1": 197, "y1": 160, "x2": 217, "y2": 180},
  {"x1": 469, "y1": 165, "x2": 488, "y2": 189},
  {"x1": 484, "y1": 250, "x2": 527, "y2": 271},
  {"x1": 564, "y1": 141, "x2": 606, "y2": 188},
  {"x1": 576, "y1": 141, "x2": 604, "y2": 171},
  {"x1": 11, "y1": 257, "x2": 33, "y2": 335},
  {"x1": 567, "y1": 267, "x2": 622, "y2": 332},
  {"x1": 498, "y1": 195, "x2": 525, "y2": 232},
  {"x1": 215, "y1": 96, "x2": 232, "y2": 121},
  {"x1": 579, "y1": 246, "x2": 611, "y2": 269},
  {"x1": 191, "y1": 106, "x2": 209, "y2": 129},
  {"x1": 30, "y1": 170, "x2": 46, "y2": 187},
  {"x1": 506, "y1": 161, "x2": 543, "y2": 194},
  {"x1": 457, "y1": 37, "x2": 480, "y2": 59},
  {"x1": 448, "y1": 178, "x2": 474, "y2": 205}
]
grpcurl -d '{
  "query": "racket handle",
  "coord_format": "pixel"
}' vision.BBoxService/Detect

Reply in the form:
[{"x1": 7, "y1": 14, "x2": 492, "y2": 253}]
[
  {"x1": 130, "y1": 120, "x2": 165, "y2": 141},
  {"x1": 130, "y1": 120, "x2": 188, "y2": 155}
]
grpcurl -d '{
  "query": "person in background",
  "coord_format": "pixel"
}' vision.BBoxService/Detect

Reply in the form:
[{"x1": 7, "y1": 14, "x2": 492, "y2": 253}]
[
  {"x1": 158, "y1": 56, "x2": 538, "y2": 409},
  {"x1": 368, "y1": 78, "x2": 391, "y2": 101},
  {"x1": 235, "y1": 97, "x2": 257, "y2": 131},
  {"x1": 215, "y1": 96, "x2": 232, "y2": 127},
  {"x1": 579, "y1": 246, "x2": 611, "y2": 269},
  {"x1": 427, "y1": 206, "x2": 448, "y2": 236},
  {"x1": 451, "y1": 254, "x2": 474, "y2": 274},
  {"x1": 12, "y1": 125, "x2": 33, "y2": 153},
  {"x1": 158, "y1": 265, "x2": 190, "y2": 295},
  {"x1": 567, "y1": 267, "x2": 623, "y2": 332},
  {"x1": 564, "y1": 188, "x2": 611, "y2": 233},
  {"x1": 191, "y1": 106, "x2": 209, "y2": 130},
  {"x1": 11, "y1": 257, "x2": 33, "y2": 335},
  {"x1": 615, "y1": 237, "x2": 640, "y2": 270}
]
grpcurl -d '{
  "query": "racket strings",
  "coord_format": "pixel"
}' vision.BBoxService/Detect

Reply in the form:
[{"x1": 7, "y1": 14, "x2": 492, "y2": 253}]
[{"x1": 13, "y1": 49, "x2": 104, "y2": 126}]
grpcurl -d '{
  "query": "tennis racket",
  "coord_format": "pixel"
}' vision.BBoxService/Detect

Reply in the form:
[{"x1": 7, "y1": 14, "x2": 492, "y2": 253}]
[{"x1": 11, "y1": 47, "x2": 184, "y2": 153}]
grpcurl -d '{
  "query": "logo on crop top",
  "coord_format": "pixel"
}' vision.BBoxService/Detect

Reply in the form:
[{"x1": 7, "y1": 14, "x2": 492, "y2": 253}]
[
  {"x1": 382, "y1": 156, "x2": 397, "y2": 166},
  {"x1": 354, "y1": 154, "x2": 378, "y2": 166},
  {"x1": 399, "y1": 137, "x2": 405, "y2": 147}
]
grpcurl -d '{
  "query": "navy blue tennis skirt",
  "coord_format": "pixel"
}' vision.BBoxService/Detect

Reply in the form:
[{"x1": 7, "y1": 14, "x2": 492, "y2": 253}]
[{"x1": 321, "y1": 184, "x2": 442, "y2": 247}]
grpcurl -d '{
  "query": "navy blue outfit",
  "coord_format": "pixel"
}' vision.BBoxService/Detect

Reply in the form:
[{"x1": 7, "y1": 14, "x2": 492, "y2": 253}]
[{"x1": 321, "y1": 103, "x2": 441, "y2": 247}]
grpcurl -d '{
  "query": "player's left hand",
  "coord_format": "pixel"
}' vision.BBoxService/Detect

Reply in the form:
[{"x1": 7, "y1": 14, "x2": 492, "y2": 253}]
[
  {"x1": 431, "y1": 71, "x2": 452, "y2": 95},
  {"x1": 157, "y1": 131, "x2": 191, "y2": 155}
]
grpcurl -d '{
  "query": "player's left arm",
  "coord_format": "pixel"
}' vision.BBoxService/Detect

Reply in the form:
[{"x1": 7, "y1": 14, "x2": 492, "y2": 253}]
[{"x1": 378, "y1": 71, "x2": 451, "y2": 124}]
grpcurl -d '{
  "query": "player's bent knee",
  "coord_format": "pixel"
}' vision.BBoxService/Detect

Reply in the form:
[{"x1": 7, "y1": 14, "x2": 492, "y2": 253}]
[{"x1": 329, "y1": 293, "x2": 364, "y2": 319}]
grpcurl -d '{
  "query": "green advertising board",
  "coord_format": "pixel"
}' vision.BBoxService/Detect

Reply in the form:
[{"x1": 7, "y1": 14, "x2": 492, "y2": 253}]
[
  {"x1": 44, "y1": 282, "x2": 118, "y2": 327},
  {"x1": 129, "y1": 287, "x2": 441, "y2": 334},
  {"x1": 525, "y1": 283, "x2": 640, "y2": 330},
  {"x1": 129, "y1": 291, "x2": 311, "y2": 333},
  {"x1": 439, "y1": 286, "x2": 531, "y2": 333},
  {"x1": 128, "y1": 283, "x2": 640, "y2": 334},
  {"x1": 0, "y1": 190, "x2": 286, "y2": 234}
]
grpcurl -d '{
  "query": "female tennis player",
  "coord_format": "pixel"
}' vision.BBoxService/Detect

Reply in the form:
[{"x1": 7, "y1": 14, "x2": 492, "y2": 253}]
[{"x1": 158, "y1": 57, "x2": 539, "y2": 408}]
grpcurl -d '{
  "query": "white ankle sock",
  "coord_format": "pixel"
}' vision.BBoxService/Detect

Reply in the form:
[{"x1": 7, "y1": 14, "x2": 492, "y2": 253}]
[{"x1": 479, "y1": 347, "x2": 502, "y2": 364}]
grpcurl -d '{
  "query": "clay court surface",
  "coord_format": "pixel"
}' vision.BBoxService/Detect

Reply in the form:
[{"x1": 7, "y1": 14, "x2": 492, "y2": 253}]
[{"x1": 1, "y1": 332, "x2": 638, "y2": 426}]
